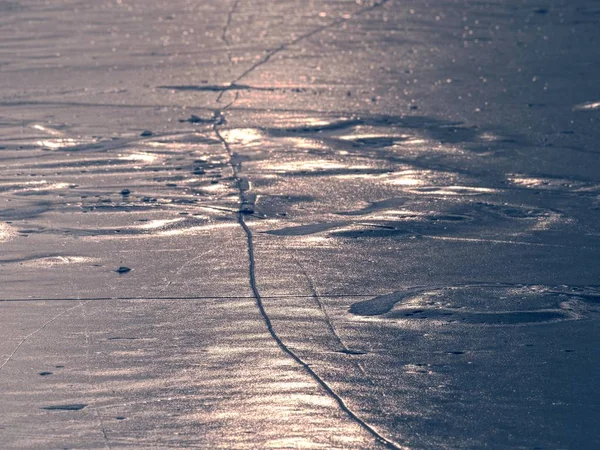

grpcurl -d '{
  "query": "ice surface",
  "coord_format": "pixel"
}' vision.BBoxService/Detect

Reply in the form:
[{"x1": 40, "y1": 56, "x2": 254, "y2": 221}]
[{"x1": 1, "y1": 0, "x2": 599, "y2": 448}]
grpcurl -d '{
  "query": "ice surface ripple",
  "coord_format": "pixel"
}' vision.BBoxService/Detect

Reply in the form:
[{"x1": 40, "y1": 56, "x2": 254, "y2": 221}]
[{"x1": 350, "y1": 284, "x2": 600, "y2": 325}]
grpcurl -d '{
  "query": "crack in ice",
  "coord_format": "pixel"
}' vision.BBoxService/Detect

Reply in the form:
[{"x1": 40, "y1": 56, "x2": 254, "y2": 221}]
[
  {"x1": 214, "y1": 116, "x2": 405, "y2": 450},
  {"x1": 0, "y1": 302, "x2": 90, "y2": 373},
  {"x1": 216, "y1": 0, "x2": 390, "y2": 103}
]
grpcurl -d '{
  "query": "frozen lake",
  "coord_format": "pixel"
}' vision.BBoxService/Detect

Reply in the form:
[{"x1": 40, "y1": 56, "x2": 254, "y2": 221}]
[{"x1": 1, "y1": 0, "x2": 599, "y2": 448}]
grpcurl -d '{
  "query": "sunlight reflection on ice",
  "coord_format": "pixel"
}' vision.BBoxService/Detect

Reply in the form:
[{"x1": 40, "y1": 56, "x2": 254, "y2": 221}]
[
  {"x1": 222, "y1": 128, "x2": 264, "y2": 147},
  {"x1": 31, "y1": 124, "x2": 64, "y2": 136},
  {"x1": 408, "y1": 185, "x2": 497, "y2": 195},
  {"x1": 573, "y1": 101, "x2": 600, "y2": 111},
  {"x1": 267, "y1": 160, "x2": 368, "y2": 173},
  {"x1": 0, "y1": 180, "x2": 73, "y2": 193},
  {"x1": 338, "y1": 133, "x2": 410, "y2": 141},
  {"x1": 121, "y1": 152, "x2": 159, "y2": 163},
  {"x1": 284, "y1": 137, "x2": 328, "y2": 150},
  {"x1": 136, "y1": 219, "x2": 184, "y2": 229},
  {"x1": 37, "y1": 138, "x2": 95, "y2": 150},
  {"x1": 18, "y1": 256, "x2": 98, "y2": 267},
  {"x1": 478, "y1": 132, "x2": 502, "y2": 142},
  {"x1": 0, "y1": 223, "x2": 17, "y2": 242},
  {"x1": 272, "y1": 116, "x2": 344, "y2": 128},
  {"x1": 335, "y1": 171, "x2": 423, "y2": 185}
]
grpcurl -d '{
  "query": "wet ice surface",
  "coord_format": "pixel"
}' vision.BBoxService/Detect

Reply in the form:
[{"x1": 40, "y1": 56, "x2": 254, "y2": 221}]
[{"x1": 1, "y1": 0, "x2": 600, "y2": 448}]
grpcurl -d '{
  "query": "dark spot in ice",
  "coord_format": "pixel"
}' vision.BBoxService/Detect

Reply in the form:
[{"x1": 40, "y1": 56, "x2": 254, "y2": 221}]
[
  {"x1": 121, "y1": 188, "x2": 131, "y2": 196},
  {"x1": 351, "y1": 137, "x2": 398, "y2": 148},
  {"x1": 160, "y1": 83, "x2": 273, "y2": 93},
  {"x1": 42, "y1": 404, "x2": 87, "y2": 411},
  {"x1": 116, "y1": 416, "x2": 126, "y2": 420},
  {"x1": 534, "y1": 8, "x2": 548, "y2": 14},
  {"x1": 108, "y1": 337, "x2": 139, "y2": 340},
  {"x1": 384, "y1": 308, "x2": 569, "y2": 324},
  {"x1": 140, "y1": 130, "x2": 153, "y2": 137},
  {"x1": 178, "y1": 114, "x2": 216, "y2": 124},
  {"x1": 350, "y1": 291, "x2": 408, "y2": 316},
  {"x1": 337, "y1": 349, "x2": 368, "y2": 355},
  {"x1": 39, "y1": 371, "x2": 53, "y2": 376},
  {"x1": 115, "y1": 266, "x2": 131, "y2": 274},
  {"x1": 428, "y1": 215, "x2": 470, "y2": 222},
  {"x1": 55, "y1": 365, "x2": 64, "y2": 368}
]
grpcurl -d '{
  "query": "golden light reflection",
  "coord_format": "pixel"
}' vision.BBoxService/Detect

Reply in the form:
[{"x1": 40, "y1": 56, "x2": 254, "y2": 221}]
[
  {"x1": 121, "y1": 152, "x2": 159, "y2": 163},
  {"x1": 222, "y1": 128, "x2": 264, "y2": 147},
  {"x1": 143, "y1": 141, "x2": 192, "y2": 149},
  {"x1": 273, "y1": 116, "x2": 343, "y2": 128},
  {"x1": 37, "y1": 138, "x2": 93, "y2": 150},
  {"x1": 200, "y1": 182, "x2": 230, "y2": 193},
  {"x1": 401, "y1": 137, "x2": 428, "y2": 145},
  {"x1": 287, "y1": 236, "x2": 339, "y2": 249},
  {"x1": 264, "y1": 437, "x2": 331, "y2": 449},
  {"x1": 32, "y1": 124, "x2": 63, "y2": 136},
  {"x1": 509, "y1": 176, "x2": 546, "y2": 188},
  {"x1": 267, "y1": 160, "x2": 368, "y2": 173},
  {"x1": 136, "y1": 218, "x2": 184, "y2": 229},
  {"x1": 284, "y1": 137, "x2": 327, "y2": 150},
  {"x1": 157, "y1": 225, "x2": 211, "y2": 237},
  {"x1": 27, "y1": 182, "x2": 72, "y2": 191},
  {"x1": 0, "y1": 180, "x2": 75, "y2": 193},
  {"x1": 387, "y1": 170, "x2": 423, "y2": 186},
  {"x1": 367, "y1": 211, "x2": 423, "y2": 220},
  {"x1": 18, "y1": 256, "x2": 97, "y2": 267},
  {"x1": 247, "y1": 393, "x2": 335, "y2": 409},
  {"x1": 334, "y1": 171, "x2": 423, "y2": 185},
  {"x1": 78, "y1": 219, "x2": 240, "y2": 241},
  {"x1": 573, "y1": 101, "x2": 600, "y2": 111},
  {"x1": 478, "y1": 132, "x2": 502, "y2": 142},
  {"x1": 338, "y1": 133, "x2": 410, "y2": 141},
  {"x1": 0, "y1": 222, "x2": 16, "y2": 242},
  {"x1": 509, "y1": 175, "x2": 599, "y2": 193}
]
